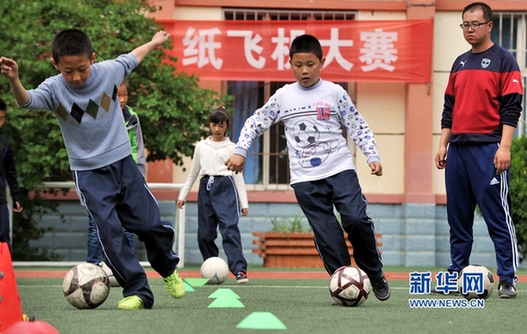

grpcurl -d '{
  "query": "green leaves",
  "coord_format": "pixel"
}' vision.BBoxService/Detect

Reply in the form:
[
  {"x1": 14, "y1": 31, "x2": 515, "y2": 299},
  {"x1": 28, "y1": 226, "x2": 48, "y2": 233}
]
[
  {"x1": 270, "y1": 213, "x2": 312, "y2": 233},
  {"x1": 510, "y1": 136, "x2": 527, "y2": 262}
]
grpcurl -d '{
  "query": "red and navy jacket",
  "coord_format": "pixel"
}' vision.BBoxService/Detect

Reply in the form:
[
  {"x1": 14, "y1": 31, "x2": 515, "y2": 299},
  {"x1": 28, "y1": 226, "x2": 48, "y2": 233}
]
[{"x1": 441, "y1": 44, "x2": 523, "y2": 144}]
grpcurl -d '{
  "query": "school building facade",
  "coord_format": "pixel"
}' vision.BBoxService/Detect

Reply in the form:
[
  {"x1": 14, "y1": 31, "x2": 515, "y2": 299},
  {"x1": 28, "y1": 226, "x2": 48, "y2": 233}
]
[{"x1": 37, "y1": 0, "x2": 527, "y2": 269}]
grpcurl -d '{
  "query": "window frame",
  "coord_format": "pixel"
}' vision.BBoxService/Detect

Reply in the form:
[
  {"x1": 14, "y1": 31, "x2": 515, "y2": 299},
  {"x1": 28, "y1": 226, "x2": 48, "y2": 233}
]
[{"x1": 492, "y1": 12, "x2": 527, "y2": 136}]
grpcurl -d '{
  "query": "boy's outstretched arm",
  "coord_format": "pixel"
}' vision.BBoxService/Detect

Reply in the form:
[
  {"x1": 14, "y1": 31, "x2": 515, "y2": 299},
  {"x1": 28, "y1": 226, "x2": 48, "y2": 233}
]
[
  {"x1": 131, "y1": 31, "x2": 171, "y2": 64},
  {"x1": 0, "y1": 57, "x2": 30, "y2": 105}
]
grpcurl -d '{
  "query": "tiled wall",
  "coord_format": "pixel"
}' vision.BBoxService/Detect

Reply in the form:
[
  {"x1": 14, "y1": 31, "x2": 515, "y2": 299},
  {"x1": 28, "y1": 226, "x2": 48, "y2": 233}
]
[{"x1": 32, "y1": 201, "x2": 512, "y2": 270}]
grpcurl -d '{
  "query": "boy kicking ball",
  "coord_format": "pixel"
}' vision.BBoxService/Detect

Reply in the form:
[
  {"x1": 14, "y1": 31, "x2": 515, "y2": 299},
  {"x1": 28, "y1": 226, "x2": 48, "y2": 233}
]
[
  {"x1": 225, "y1": 34, "x2": 390, "y2": 302},
  {"x1": 0, "y1": 29, "x2": 184, "y2": 310}
]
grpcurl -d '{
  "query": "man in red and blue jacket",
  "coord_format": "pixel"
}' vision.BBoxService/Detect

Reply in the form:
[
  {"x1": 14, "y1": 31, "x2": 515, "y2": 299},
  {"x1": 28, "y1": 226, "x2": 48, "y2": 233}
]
[{"x1": 435, "y1": 2, "x2": 523, "y2": 299}]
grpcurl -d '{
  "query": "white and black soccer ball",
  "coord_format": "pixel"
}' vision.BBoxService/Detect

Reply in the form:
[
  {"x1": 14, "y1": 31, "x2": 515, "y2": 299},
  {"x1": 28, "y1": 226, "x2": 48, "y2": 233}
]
[
  {"x1": 62, "y1": 263, "x2": 110, "y2": 309},
  {"x1": 329, "y1": 265, "x2": 371, "y2": 307},
  {"x1": 458, "y1": 264, "x2": 494, "y2": 300},
  {"x1": 293, "y1": 121, "x2": 319, "y2": 147},
  {"x1": 200, "y1": 257, "x2": 229, "y2": 284}
]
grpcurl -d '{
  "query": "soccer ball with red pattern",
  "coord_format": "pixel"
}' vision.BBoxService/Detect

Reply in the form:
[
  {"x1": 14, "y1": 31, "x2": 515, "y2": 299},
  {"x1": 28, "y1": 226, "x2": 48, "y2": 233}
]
[
  {"x1": 329, "y1": 265, "x2": 371, "y2": 306},
  {"x1": 62, "y1": 263, "x2": 110, "y2": 309}
]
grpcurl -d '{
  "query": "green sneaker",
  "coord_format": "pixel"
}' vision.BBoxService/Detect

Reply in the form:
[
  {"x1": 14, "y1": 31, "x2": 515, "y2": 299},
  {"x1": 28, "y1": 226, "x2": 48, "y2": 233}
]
[
  {"x1": 164, "y1": 269, "x2": 185, "y2": 298},
  {"x1": 117, "y1": 296, "x2": 144, "y2": 310}
]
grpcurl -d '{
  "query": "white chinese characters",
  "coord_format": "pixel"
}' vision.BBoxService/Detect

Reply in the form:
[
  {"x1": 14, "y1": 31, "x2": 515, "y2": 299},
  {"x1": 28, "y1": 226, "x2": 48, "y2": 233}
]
[{"x1": 181, "y1": 26, "x2": 399, "y2": 73}]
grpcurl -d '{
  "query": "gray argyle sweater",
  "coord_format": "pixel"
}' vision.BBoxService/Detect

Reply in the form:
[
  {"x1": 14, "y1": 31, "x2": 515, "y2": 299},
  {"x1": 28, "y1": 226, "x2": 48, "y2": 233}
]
[{"x1": 20, "y1": 53, "x2": 137, "y2": 171}]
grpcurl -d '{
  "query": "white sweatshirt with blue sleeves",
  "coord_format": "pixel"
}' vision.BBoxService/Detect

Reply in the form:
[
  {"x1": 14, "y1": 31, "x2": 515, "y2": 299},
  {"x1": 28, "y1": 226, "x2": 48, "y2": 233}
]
[
  {"x1": 233, "y1": 79, "x2": 380, "y2": 185},
  {"x1": 21, "y1": 53, "x2": 138, "y2": 171}
]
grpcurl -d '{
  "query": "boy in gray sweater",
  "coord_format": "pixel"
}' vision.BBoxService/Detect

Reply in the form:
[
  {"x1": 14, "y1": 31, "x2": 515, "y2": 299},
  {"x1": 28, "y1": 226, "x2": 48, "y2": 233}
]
[{"x1": 0, "y1": 28, "x2": 184, "y2": 310}]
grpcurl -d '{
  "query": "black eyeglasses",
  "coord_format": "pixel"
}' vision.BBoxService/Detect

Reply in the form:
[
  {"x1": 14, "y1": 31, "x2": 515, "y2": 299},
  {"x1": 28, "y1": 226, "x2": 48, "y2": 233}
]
[{"x1": 459, "y1": 21, "x2": 491, "y2": 30}]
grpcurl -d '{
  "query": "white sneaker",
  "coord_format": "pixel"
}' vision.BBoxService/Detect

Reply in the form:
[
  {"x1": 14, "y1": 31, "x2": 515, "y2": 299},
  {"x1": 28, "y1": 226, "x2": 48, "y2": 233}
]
[{"x1": 100, "y1": 262, "x2": 121, "y2": 287}]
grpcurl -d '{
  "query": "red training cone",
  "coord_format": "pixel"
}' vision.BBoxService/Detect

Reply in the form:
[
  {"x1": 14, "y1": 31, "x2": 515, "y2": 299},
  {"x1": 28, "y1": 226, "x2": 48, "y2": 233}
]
[
  {"x1": 0, "y1": 242, "x2": 24, "y2": 332},
  {"x1": 4, "y1": 320, "x2": 59, "y2": 334}
]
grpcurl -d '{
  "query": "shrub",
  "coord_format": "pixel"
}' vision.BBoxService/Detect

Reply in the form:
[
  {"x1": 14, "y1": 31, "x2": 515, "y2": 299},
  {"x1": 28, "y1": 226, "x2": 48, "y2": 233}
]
[
  {"x1": 510, "y1": 136, "x2": 527, "y2": 262},
  {"x1": 270, "y1": 213, "x2": 312, "y2": 233}
]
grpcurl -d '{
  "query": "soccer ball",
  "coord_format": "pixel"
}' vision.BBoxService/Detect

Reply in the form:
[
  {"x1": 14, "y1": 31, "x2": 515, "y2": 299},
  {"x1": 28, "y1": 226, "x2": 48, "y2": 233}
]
[
  {"x1": 100, "y1": 262, "x2": 121, "y2": 287},
  {"x1": 62, "y1": 263, "x2": 110, "y2": 309},
  {"x1": 200, "y1": 257, "x2": 229, "y2": 284},
  {"x1": 458, "y1": 264, "x2": 494, "y2": 300},
  {"x1": 329, "y1": 265, "x2": 371, "y2": 307},
  {"x1": 294, "y1": 121, "x2": 319, "y2": 147}
]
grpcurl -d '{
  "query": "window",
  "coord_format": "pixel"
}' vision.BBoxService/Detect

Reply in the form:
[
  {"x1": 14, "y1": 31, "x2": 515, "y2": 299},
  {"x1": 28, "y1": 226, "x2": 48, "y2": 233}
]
[
  {"x1": 224, "y1": 9, "x2": 355, "y2": 21},
  {"x1": 224, "y1": 9, "x2": 356, "y2": 190},
  {"x1": 491, "y1": 13, "x2": 527, "y2": 136}
]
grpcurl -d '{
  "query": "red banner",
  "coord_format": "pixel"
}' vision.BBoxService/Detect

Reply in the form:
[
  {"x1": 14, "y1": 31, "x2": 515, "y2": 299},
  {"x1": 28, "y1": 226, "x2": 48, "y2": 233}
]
[{"x1": 160, "y1": 20, "x2": 433, "y2": 83}]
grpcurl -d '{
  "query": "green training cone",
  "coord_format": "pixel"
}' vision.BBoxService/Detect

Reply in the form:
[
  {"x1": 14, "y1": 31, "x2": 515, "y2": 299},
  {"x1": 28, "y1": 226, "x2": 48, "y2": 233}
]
[
  {"x1": 236, "y1": 312, "x2": 287, "y2": 330},
  {"x1": 184, "y1": 278, "x2": 210, "y2": 287},
  {"x1": 208, "y1": 297, "x2": 245, "y2": 308},
  {"x1": 184, "y1": 282, "x2": 195, "y2": 292},
  {"x1": 208, "y1": 288, "x2": 240, "y2": 299}
]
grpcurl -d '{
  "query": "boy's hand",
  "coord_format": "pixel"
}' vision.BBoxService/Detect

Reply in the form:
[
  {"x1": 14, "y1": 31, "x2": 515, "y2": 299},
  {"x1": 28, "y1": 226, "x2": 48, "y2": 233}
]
[
  {"x1": 225, "y1": 154, "x2": 246, "y2": 174},
  {"x1": 177, "y1": 199, "x2": 185, "y2": 209},
  {"x1": 13, "y1": 201, "x2": 23, "y2": 213},
  {"x1": 0, "y1": 57, "x2": 19, "y2": 80},
  {"x1": 0, "y1": 57, "x2": 29, "y2": 105},
  {"x1": 369, "y1": 161, "x2": 383, "y2": 176},
  {"x1": 241, "y1": 208, "x2": 249, "y2": 216},
  {"x1": 151, "y1": 31, "x2": 170, "y2": 47},
  {"x1": 131, "y1": 31, "x2": 171, "y2": 63}
]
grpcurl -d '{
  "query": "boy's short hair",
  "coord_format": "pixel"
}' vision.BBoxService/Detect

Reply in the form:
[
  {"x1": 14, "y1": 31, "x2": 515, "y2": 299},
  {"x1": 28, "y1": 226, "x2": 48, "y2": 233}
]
[
  {"x1": 0, "y1": 98, "x2": 6, "y2": 112},
  {"x1": 51, "y1": 29, "x2": 93, "y2": 64},
  {"x1": 289, "y1": 34, "x2": 323, "y2": 60}
]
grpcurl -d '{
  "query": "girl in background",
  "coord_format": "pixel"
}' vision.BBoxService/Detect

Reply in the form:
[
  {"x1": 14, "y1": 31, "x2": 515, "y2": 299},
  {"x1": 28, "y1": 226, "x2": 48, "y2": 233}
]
[{"x1": 177, "y1": 107, "x2": 249, "y2": 283}]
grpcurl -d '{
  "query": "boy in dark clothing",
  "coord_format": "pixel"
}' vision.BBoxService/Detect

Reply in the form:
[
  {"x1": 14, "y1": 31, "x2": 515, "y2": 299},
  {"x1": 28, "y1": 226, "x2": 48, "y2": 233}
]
[{"x1": 0, "y1": 98, "x2": 23, "y2": 251}]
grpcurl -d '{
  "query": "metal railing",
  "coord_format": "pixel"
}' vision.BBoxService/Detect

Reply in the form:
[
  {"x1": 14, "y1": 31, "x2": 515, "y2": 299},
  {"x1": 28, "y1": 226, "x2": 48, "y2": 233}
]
[{"x1": 34, "y1": 181, "x2": 187, "y2": 268}]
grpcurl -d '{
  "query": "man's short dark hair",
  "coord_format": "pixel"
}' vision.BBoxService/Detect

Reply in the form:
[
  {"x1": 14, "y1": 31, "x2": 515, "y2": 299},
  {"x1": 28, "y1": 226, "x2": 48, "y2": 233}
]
[
  {"x1": 463, "y1": 2, "x2": 493, "y2": 22},
  {"x1": 51, "y1": 28, "x2": 93, "y2": 64},
  {"x1": 289, "y1": 34, "x2": 323, "y2": 60}
]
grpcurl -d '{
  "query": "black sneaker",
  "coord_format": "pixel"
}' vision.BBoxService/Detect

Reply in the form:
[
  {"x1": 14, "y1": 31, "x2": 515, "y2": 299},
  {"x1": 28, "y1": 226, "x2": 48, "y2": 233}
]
[
  {"x1": 498, "y1": 281, "x2": 517, "y2": 298},
  {"x1": 370, "y1": 275, "x2": 390, "y2": 301},
  {"x1": 236, "y1": 272, "x2": 249, "y2": 284}
]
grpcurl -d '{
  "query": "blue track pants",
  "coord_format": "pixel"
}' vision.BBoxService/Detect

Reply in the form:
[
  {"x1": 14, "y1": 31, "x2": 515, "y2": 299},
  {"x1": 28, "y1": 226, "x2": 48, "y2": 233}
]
[
  {"x1": 197, "y1": 175, "x2": 247, "y2": 275},
  {"x1": 73, "y1": 155, "x2": 180, "y2": 308},
  {"x1": 291, "y1": 170, "x2": 383, "y2": 278},
  {"x1": 445, "y1": 144, "x2": 518, "y2": 284}
]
